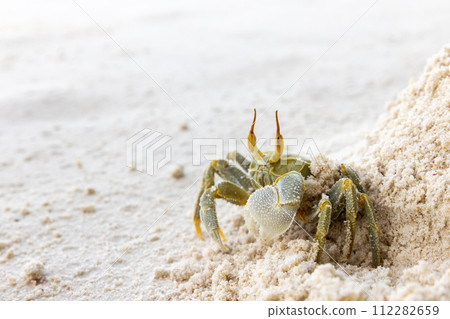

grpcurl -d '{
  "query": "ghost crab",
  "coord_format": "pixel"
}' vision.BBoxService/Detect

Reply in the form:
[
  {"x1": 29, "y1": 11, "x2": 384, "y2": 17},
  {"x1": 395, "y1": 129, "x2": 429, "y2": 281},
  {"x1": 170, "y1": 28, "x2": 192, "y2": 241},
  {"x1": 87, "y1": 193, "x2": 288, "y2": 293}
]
[{"x1": 193, "y1": 109, "x2": 381, "y2": 267}]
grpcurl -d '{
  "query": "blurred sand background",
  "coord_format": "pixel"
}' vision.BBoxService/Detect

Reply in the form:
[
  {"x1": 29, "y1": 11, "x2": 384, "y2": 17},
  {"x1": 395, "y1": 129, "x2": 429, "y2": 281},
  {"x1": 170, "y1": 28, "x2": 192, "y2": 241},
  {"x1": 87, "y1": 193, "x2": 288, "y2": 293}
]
[{"x1": 0, "y1": 0, "x2": 449, "y2": 300}]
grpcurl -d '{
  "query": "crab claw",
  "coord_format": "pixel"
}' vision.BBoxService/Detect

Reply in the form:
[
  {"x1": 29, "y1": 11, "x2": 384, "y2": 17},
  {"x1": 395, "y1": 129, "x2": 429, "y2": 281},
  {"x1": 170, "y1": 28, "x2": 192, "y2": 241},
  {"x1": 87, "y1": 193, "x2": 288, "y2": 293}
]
[{"x1": 244, "y1": 171, "x2": 304, "y2": 240}]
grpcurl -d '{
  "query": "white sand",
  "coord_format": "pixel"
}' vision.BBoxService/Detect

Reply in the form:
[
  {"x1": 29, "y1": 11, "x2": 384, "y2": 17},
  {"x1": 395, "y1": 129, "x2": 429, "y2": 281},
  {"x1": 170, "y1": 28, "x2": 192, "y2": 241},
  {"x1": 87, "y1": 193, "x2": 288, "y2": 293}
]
[{"x1": 0, "y1": 0, "x2": 449, "y2": 300}]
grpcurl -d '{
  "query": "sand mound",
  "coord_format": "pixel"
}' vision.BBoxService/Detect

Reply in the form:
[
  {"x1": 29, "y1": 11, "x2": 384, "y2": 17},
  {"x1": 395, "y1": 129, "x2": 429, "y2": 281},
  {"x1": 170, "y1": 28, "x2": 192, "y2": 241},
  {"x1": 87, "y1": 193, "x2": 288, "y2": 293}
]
[
  {"x1": 157, "y1": 45, "x2": 450, "y2": 300},
  {"x1": 360, "y1": 45, "x2": 450, "y2": 268}
]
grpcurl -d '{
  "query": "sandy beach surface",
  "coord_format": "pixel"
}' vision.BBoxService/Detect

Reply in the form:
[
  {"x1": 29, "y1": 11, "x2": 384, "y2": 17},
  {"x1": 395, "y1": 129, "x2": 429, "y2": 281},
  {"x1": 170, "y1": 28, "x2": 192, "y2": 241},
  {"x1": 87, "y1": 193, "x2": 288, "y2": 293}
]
[{"x1": 0, "y1": 0, "x2": 449, "y2": 300}]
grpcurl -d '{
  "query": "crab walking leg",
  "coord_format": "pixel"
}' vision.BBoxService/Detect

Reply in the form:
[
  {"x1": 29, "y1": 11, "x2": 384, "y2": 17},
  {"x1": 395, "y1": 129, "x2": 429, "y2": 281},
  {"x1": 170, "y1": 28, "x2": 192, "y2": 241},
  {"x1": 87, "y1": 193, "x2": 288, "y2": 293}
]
[
  {"x1": 310, "y1": 198, "x2": 333, "y2": 263},
  {"x1": 226, "y1": 151, "x2": 252, "y2": 172},
  {"x1": 360, "y1": 194, "x2": 381, "y2": 267},
  {"x1": 342, "y1": 179, "x2": 358, "y2": 260},
  {"x1": 215, "y1": 181, "x2": 250, "y2": 205},
  {"x1": 193, "y1": 185, "x2": 206, "y2": 240},
  {"x1": 340, "y1": 164, "x2": 381, "y2": 267},
  {"x1": 329, "y1": 178, "x2": 359, "y2": 260},
  {"x1": 199, "y1": 181, "x2": 250, "y2": 250},
  {"x1": 199, "y1": 188, "x2": 227, "y2": 251},
  {"x1": 212, "y1": 159, "x2": 259, "y2": 192},
  {"x1": 193, "y1": 159, "x2": 253, "y2": 244},
  {"x1": 339, "y1": 163, "x2": 366, "y2": 193},
  {"x1": 199, "y1": 184, "x2": 249, "y2": 250},
  {"x1": 193, "y1": 161, "x2": 216, "y2": 240}
]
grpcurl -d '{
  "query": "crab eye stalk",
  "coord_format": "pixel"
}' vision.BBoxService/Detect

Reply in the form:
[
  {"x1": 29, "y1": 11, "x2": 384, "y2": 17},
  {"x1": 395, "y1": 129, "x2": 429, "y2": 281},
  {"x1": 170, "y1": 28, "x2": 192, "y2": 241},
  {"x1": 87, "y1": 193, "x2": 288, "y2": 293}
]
[
  {"x1": 248, "y1": 108, "x2": 264, "y2": 161},
  {"x1": 269, "y1": 110, "x2": 284, "y2": 163}
]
